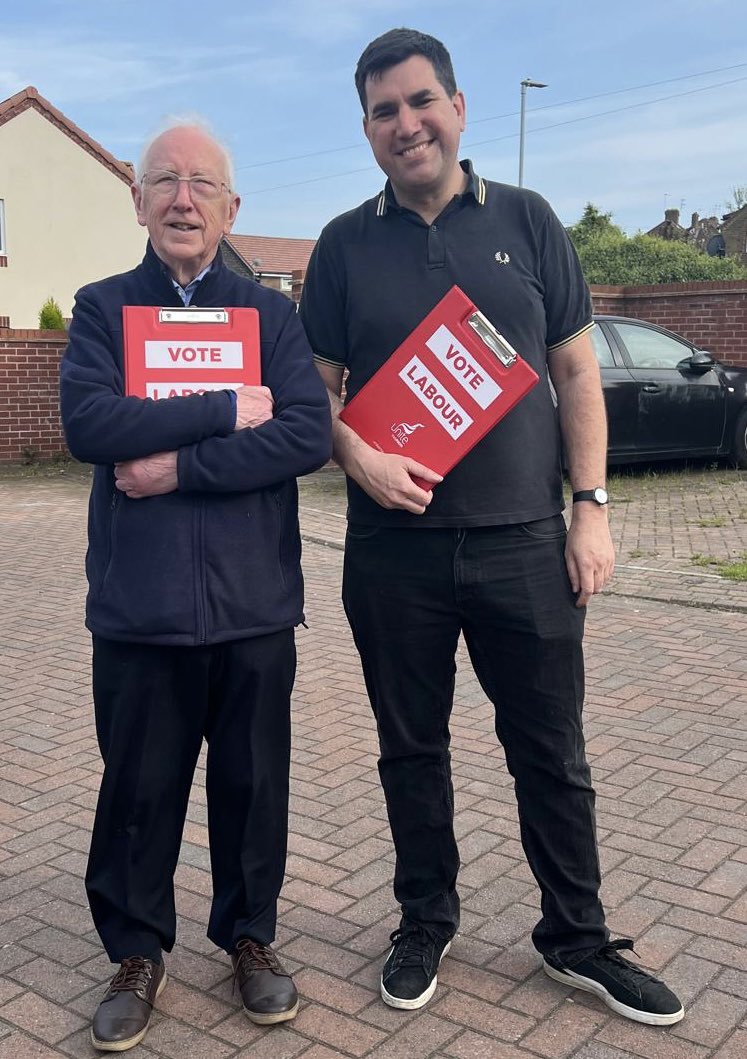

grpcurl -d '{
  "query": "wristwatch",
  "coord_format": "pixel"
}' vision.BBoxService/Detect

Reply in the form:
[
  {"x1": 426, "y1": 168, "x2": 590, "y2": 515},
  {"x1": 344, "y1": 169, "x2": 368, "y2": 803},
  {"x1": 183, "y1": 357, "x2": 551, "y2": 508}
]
[{"x1": 572, "y1": 487, "x2": 609, "y2": 506}]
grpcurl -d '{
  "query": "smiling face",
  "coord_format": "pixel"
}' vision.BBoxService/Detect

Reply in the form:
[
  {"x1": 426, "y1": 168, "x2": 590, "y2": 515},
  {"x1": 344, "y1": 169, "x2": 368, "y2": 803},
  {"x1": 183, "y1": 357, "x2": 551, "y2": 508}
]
[
  {"x1": 131, "y1": 126, "x2": 240, "y2": 285},
  {"x1": 363, "y1": 54, "x2": 466, "y2": 217}
]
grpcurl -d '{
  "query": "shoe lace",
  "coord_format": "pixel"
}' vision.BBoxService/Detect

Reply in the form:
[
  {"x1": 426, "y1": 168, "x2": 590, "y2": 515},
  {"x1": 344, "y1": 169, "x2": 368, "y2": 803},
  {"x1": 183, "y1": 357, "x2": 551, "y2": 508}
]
[
  {"x1": 387, "y1": 923, "x2": 442, "y2": 971},
  {"x1": 109, "y1": 957, "x2": 153, "y2": 994},
  {"x1": 596, "y1": 938, "x2": 664, "y2": 985},
  {"x1": 232, "y1": 939, "x2": 284, "y2": 992}
]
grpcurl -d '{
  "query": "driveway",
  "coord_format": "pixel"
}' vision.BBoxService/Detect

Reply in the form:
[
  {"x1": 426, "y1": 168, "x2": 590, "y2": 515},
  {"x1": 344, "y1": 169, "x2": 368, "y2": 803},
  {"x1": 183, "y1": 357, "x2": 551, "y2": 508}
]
[{"x1": 0, "y1": 463, "x2": 745, "y2": 1058}]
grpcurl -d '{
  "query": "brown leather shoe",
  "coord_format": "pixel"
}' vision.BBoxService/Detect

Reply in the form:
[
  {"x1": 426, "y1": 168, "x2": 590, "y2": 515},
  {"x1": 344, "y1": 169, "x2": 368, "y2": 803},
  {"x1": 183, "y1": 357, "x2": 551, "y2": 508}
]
[
  {"x1": 231, "y1": 939, "x2": 299, "y2": 1024},
  {"x1": 91, "y1": 957, "x2": 166, "y2": 1052}
]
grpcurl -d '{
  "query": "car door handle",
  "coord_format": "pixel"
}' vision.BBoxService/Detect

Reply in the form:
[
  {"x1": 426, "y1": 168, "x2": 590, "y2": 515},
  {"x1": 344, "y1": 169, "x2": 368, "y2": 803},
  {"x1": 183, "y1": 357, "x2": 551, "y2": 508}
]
[{"x1": 642, "y1": 384, "x2": 661, "y2": 393}]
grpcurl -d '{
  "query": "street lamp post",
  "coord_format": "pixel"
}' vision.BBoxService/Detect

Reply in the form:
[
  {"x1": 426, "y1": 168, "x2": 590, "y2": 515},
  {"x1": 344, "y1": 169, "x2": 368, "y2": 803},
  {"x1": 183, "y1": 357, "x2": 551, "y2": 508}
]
[{"x1": 518, "y1": 78, "x2": 547, "y2": 188}]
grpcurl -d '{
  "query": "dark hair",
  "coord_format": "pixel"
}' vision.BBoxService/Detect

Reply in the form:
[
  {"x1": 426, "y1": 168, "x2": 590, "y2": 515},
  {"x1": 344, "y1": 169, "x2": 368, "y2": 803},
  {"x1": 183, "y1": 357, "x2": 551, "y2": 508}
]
[{"x1": 354, "y1": 28, "x2": 457, "y2": 113}]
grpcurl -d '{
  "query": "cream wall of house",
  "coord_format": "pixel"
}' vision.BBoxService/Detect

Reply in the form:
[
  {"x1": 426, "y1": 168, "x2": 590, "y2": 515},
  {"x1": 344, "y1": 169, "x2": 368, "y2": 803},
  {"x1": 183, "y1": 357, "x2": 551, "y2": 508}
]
[{"x1": 0, "y1": 108, "x2": 146, "y2": 327}]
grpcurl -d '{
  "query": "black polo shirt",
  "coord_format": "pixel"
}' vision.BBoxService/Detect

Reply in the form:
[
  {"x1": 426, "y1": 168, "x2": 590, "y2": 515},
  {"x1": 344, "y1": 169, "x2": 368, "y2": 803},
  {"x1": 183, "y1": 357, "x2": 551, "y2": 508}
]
[{"x1": 300, "y1": 161, "x2": 593, "y2": 527}]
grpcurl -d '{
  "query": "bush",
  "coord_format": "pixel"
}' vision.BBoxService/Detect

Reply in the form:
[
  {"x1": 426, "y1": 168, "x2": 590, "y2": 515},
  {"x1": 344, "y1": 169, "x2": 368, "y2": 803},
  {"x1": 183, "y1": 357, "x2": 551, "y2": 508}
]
[
  {"x1": 567, "y1": 203, "x2": 747, "y2": 285},
  {"x1": 38, "y1": 297, "x2": 66, "y2": 330}
]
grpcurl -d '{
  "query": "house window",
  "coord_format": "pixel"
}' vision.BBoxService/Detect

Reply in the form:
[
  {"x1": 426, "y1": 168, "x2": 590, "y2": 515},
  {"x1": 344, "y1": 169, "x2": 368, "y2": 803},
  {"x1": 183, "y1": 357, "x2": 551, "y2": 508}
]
[
  {"x1": 280, "y1": 276, "x2": 292, "y2": 292},
  {"x1": 0, "y1": 199, "x2": 6, "y2": 255}
]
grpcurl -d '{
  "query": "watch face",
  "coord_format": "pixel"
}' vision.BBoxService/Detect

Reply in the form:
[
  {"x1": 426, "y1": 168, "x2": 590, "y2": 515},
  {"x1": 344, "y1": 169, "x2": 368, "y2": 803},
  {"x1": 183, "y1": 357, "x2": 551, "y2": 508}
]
[{"x1": 594, "y1": 487, "x2": 609, "y2": 504}]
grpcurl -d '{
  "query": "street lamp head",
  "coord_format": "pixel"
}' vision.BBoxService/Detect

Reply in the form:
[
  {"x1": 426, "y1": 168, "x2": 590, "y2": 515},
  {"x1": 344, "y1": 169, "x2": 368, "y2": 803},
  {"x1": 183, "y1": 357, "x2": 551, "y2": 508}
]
[{"x1": 521, "y1": 79, "x2": 547, "y2": 89}]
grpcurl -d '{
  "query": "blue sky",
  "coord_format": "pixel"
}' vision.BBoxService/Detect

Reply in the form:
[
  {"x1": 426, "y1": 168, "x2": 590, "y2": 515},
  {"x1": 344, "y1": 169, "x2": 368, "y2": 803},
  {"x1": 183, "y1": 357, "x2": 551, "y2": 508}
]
[{"x1": 3, "y1": 0, "x2": 746, "y2": 239}]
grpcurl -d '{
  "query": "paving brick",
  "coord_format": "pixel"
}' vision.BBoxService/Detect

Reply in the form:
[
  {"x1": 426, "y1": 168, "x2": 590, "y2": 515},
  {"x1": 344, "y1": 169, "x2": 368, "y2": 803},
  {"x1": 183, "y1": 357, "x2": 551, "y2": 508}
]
[
  {"x1": 634, "y1": 923, "x2": 693, "y2": 971},
  {"x1": 711, "y1": 1028, "x2": 747, "y2": 1059},
  {"x1": 431, "y1": 990, "x2": 535, "y2": 1041},
  {"x1": 0, "y1": 989, "x2": 87, "y2": 1044},
  {"x1": 8, "y1": 956, "x2": 97, "y2": 1004},
  {"x1": 233, "y1": 1026, "x2": 310, "y2": 1058},
  {"x1": 443, "y1": 1031, "x2": 542, "y2": 1059},
  {"x1": 0, "y1": 1032, "x2": 69, "y2": 1059},
  {"x1": 670, "y1": 988, "x2": 747, "y2": 1047},
  {"x1": 520, "y1": 1001, "x2": 609, "y2": 1057},
  {"x1": 292, "y1": 1003, "x2": 387, "y2": 1056},
  {"x1": 658, "y1": 952, "x2": 721, "y2": 1005},
  {"x1": 300, "y1": 1047, "x2": 353, "y2": 1059},
  {"x1": 294, "y1": 967, "x2": 374, "y2": 1014},
  {"x1": 597, "y1": 1018, "x2": 711, "y2": 1059},
  {"x1": 366, "y1": 1012, "x2": 461, "y2": 1058},
  {"x1": 573, "y1": 1044, "x2": 657, "y2": 1059},
  {"x1": 140, "y1": 1015, "x2": 237, "y2": 1058},
  {"x1": 700, "y1": 860, "x2": 747, "y2": 899}
]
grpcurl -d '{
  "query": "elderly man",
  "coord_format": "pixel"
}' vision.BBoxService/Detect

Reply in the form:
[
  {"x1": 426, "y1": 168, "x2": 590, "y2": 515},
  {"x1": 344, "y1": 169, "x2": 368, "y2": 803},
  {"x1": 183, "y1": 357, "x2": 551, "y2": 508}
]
[
  {"x1": 60, "y1": 121, "x2": 331, "y2": 1052},
  {"x1": 300, "y1": 28, "x2": 683, "y2": 1027}
]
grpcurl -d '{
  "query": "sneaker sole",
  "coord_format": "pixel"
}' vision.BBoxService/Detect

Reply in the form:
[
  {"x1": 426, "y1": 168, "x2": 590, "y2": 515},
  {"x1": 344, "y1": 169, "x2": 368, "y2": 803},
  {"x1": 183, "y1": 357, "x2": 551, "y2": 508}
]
[
  {"x1": 380, "y1": 940, "x2": 452, "y2": 1011},
  {"x1": 543, "y1": 961, "x2": 684, "y2": 1026},
  {"x1": 244, "y1": 998, "x2": 300, "y2": 1025},
  {"x1": 90, "y1": 970, "x2": 168, "y2": 1052}
]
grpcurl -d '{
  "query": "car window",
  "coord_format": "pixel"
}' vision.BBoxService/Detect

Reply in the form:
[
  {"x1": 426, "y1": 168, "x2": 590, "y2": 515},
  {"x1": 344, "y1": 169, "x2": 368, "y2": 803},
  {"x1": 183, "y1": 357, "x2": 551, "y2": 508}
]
[
  {"x1": 590, "y1": 325, "x2": 616, "y2": 368},
  {"x1": 614, "y1": 322, "x2": 692, "y2": 369}
]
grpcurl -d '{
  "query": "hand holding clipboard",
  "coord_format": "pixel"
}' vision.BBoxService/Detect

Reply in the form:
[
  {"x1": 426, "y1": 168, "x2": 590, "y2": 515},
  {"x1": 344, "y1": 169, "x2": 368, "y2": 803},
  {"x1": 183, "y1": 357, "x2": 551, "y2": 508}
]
[{"x1": 340, "y1": 286, "x2": 539, "y2": 490}]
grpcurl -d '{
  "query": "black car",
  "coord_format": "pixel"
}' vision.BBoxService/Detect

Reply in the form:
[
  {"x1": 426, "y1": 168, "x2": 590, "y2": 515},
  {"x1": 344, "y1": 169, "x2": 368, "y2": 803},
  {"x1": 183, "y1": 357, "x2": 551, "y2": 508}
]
[{"x1": 591, "y1": 316, "x2": 747, "y2": 467}]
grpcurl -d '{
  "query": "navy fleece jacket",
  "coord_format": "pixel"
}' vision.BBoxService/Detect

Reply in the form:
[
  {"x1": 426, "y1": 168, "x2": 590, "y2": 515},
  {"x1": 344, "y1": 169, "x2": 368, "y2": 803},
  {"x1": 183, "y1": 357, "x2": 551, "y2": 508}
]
[{"x1": 60, "y1": 242, "x2": 331, "y2": 645}]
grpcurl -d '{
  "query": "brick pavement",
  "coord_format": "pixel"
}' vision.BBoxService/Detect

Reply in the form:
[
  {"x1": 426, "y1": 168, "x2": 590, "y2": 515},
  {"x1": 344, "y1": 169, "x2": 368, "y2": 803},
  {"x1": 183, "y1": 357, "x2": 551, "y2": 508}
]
[{"x1": 0, "y1": 469, "x2": 745, "y2": 1058}]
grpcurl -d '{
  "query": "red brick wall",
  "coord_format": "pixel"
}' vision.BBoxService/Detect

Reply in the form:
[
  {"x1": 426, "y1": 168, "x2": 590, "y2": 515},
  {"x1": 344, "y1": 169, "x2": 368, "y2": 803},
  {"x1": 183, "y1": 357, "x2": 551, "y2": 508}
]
[
  {"x1": 3, "y1": 281, "x2": 747, "y2": 462},
  {"x1": 0, "y1": 329, "x2": 68, "y2": 462},
  {"x1": 590, "y1": 281, "x2": 747, "y2": 367}
]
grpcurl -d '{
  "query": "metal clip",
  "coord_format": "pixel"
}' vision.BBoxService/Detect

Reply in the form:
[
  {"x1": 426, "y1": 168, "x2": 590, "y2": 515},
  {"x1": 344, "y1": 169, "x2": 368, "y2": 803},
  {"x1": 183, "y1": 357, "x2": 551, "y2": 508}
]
[
  {"x1": 158, "y1": 308, "x2": 229, "y2": 324},
  {"x1": 467, "y1": 310, "x2": 518, "y2": 367}
]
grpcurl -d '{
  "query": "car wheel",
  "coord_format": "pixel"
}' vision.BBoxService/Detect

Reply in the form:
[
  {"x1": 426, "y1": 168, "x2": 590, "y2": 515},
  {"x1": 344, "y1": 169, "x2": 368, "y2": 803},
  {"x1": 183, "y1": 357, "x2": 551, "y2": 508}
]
[{"x1": 734, "y1": 408, "x2": 747, "y2": 469}]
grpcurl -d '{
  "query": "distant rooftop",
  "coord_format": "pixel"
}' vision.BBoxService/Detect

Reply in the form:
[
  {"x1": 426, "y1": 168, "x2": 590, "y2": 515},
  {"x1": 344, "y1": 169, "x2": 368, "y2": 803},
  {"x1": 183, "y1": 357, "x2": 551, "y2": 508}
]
[{"x1": 225, "y1": 233, "x2": 316, "y2": 277}]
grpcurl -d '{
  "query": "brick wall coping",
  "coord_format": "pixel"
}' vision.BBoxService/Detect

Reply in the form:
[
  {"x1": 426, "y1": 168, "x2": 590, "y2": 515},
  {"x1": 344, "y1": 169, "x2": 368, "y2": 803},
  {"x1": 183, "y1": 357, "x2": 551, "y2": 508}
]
[
  {"x1": 0, "y1": 328, "x2": 67, "y2": 342},
  {"x1": 590, "y1": 280, "x2": 747, "y2": 298}
]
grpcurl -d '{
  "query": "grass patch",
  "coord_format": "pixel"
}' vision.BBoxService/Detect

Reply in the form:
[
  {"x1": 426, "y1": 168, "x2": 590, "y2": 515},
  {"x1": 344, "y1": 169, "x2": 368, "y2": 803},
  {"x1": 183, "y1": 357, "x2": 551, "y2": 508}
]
[
  {"x1": 606, "y1": 461, "x2": 745, "y2": 496},
  {"x1": 0, "y1": 454, "x2": 91, "y2": 482},
  {"x1": 690, "y1": 552, "x2": 747, "y2": 580},
  {"x1": 691, "y1": 517, "x2": 727, "y2": 528}
]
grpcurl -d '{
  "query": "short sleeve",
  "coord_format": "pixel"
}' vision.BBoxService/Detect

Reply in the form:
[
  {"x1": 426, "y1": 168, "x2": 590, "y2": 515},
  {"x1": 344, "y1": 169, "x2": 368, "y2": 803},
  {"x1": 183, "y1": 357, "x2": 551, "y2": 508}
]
[
  {"x1": 538, "y1": 205, "x2": 593, "y2": 351},
  {"x1": 299, "y1": 228, "x2": 348, "y2": 367}
]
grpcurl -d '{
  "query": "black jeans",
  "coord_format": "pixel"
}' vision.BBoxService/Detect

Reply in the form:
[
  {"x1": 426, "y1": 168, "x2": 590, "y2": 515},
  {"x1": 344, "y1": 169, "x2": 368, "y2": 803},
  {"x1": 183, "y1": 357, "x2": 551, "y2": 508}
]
[
  {"x1": 86, "y1": 631, "x2": 295, "y2": 962},
  {"x1": 342, "y1": 518, "x2": 608, "y2": 961}
]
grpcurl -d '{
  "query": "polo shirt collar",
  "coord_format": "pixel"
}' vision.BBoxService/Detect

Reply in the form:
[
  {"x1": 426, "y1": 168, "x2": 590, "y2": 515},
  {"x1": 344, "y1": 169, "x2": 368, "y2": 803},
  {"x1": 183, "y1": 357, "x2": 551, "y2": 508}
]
[{"x1": 376, "y1": 159, "x2": 486, "y2": 216}]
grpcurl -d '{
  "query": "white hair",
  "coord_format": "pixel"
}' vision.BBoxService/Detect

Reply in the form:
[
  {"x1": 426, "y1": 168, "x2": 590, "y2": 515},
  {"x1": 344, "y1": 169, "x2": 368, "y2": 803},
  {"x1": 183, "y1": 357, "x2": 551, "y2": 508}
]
[{"x1": 136, "y1": 115, "x2": 236, "y2": 191}]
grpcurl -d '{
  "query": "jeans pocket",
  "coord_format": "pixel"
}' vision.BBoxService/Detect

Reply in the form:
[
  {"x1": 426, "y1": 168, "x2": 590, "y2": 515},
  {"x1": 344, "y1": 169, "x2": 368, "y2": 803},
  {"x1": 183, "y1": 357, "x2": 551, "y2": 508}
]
[
  {"x1": 346, "y1": 523, "x2": 381, "y2": 542},
  {"x1": 518, "y1": 514, "x2": 567, "y2": 541}
]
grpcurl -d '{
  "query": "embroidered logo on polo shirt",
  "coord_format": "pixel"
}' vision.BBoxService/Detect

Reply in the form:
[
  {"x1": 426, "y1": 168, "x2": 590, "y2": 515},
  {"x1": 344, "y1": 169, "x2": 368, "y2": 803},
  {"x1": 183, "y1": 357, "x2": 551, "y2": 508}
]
[
  {"x1": 390, "y1": 421, "x2": 425, "y2": 448},
  {"x1": 494, "y1": 251, "x2": 511, "y2": 265}
]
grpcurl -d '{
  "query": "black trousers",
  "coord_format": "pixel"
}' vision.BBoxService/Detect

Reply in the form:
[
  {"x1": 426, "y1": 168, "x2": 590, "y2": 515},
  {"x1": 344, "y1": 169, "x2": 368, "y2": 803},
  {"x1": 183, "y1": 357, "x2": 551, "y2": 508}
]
[
  {"x1": 342, "y1": 518, "x2": 609, "y2": 962},
  {"x1": 86, "y1": 631, "x2": 296, "y2": 962}
]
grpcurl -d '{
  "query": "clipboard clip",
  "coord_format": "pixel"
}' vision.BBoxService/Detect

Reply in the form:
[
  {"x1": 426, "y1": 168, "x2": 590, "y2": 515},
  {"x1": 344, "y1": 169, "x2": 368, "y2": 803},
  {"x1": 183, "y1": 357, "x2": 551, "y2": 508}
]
[
  {"x1": 467, "y1": 310, "x2": 518, "y2": 367},
  {"x1": 158, "y1": 308, "x2": 229, "y2": 324}
]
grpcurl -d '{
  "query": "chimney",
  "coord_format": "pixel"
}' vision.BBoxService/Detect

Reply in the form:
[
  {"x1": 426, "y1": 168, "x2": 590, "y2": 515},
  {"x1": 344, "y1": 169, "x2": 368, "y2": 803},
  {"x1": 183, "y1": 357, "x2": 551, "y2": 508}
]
[{"x1": 664, "y1": 208, "x2": 680, "y2": 225}]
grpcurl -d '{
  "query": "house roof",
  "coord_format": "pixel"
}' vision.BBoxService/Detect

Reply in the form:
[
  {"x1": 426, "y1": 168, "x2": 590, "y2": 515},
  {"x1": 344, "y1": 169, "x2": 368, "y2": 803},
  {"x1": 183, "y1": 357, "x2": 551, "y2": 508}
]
[
  {"x1": 0, "y1": 85, "x2": 134, "y2": 185},
  {"x1": 225, "y1": 234, "x2": 316, "y2": 277},
  {"x1": 722, "y1": 204, "x2": 747, "y2": 228}
]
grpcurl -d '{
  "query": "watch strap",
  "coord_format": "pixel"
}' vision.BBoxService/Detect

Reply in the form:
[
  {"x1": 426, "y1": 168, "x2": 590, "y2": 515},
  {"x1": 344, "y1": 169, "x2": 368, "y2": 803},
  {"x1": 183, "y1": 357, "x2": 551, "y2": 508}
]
[{"x1": 572, "y1": 488, "x2": 608, "y2": 505}]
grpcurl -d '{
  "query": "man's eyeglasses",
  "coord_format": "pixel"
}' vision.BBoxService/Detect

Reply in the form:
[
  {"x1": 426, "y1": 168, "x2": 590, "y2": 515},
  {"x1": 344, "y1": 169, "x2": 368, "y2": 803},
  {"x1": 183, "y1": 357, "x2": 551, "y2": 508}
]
[{"x1": 142, "y1": 170, "x2": 231, "y2": 201}]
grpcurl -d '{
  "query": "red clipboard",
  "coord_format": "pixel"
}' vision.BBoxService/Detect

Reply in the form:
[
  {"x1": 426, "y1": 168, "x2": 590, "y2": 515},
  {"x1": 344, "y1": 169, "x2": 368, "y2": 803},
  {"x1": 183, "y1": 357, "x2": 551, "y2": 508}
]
[
  {"x1": 123, "y1": 305, "x2": 260, "y2": 399},
  {"x1": 339, "y1": 286, "x2": 539, "y2": 488}
]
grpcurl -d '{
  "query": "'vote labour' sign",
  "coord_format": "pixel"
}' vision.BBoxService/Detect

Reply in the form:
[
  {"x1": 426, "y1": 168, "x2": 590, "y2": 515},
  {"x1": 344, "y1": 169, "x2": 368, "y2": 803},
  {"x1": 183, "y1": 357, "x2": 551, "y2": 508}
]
[
  {"x1": 122, "y1": 306, "x2": 261, "y2": 398},
  {"x1": 340, "y1": 285, "x2": 539, "y2": 490}
]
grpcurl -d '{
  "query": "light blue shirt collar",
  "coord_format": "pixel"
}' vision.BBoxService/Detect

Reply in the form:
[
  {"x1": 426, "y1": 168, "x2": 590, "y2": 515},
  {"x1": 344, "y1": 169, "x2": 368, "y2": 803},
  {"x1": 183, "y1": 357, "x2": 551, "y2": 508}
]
[{"x1": 171, "y1": 263, "x2": 212, "y2": 306}]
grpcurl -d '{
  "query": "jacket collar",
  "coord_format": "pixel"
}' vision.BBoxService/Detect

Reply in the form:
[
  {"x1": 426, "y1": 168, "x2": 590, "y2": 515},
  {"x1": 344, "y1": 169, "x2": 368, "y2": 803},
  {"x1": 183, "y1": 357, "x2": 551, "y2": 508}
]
[{"x1": 142, "y1": 240, "x2": 228, "y2": 305}]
